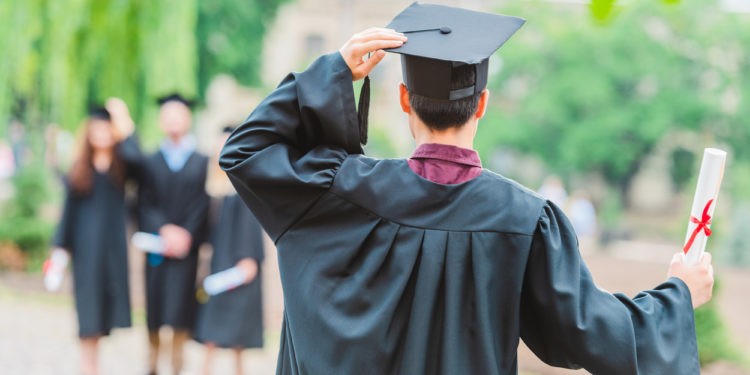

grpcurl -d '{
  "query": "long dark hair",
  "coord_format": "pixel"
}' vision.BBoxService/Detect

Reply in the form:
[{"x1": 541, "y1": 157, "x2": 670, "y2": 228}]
[{"x1": 68, "y1": 117, "x2": 126, "y2": 195}]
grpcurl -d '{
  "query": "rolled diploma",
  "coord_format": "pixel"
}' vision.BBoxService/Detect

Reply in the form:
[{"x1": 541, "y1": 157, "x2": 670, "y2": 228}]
[
  {"x1": 131, "y1": 232, "x2": 166, "y2": 254},
  {"x1": 203, "y1": 266, "x2": 248, "y2": 296},
  {"x1": 44, "y1": 248, "x2": 70, "y2": 291},
  {"x1": 683, "y1": 148, "x2": 726, "y2": 265}
]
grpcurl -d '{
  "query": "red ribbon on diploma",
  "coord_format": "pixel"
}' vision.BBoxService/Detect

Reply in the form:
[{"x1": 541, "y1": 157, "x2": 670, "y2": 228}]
[{"x1": 683, "y1": 199, "x2": 714, "y2": 254}]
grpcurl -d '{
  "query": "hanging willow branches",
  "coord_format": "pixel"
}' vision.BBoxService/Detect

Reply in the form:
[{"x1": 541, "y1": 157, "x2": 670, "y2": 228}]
[{"x1": 0, "y1": 0, "x2": 286, "y2": 139}]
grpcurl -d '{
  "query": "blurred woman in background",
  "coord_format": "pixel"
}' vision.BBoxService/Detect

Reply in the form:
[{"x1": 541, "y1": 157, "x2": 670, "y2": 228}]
[
  {"x1": 50, "y1": 98, "x2": 140, "y2": 375},
  {"x1": 195, "y1": 126, "x2": 265, "y2": 375}
]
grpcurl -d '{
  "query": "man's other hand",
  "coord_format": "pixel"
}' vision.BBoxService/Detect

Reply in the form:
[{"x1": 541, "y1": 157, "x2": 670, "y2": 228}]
[{"x1": 668, "y1": 252, "x2": 714, "y2": 309}]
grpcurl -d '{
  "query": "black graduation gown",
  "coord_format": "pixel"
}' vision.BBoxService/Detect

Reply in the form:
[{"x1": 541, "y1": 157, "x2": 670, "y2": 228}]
[
  {"x1": 137, "y1": 149, "x2": 210, "y2": 331},
  {"x1": 53, "y1": 137, "x2": 142, "y2": 338},
  {"x1": 195, "y1": 193, "x2": 265, "y2": 348},
  {"x1": 220, "y1": 53, "x2": 700, "y2": 375}
]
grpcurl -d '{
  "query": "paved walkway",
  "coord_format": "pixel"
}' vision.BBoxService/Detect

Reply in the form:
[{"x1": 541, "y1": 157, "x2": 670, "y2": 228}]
[{"x1": 0, "y1": 286, "x2": 279, "y2": 375}]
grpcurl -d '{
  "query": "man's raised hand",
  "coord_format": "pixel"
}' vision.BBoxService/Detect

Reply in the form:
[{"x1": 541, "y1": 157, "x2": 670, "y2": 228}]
[{"x1": 339, "y1": 27, "x2": 406, "y2": 81}]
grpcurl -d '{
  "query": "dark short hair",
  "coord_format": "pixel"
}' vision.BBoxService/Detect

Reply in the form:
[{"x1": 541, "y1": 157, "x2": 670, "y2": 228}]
[{"x1": 408, "y1": 64, "x2": 482, "y2": 130}]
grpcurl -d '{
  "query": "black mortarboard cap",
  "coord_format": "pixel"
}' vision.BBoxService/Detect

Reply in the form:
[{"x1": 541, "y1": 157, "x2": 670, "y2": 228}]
[
  {"x1": 156, "y1": 93, "x2": 195, "y2": 108},
  {"x1": 385, "y1": 2, "x2": 525, "y2": 100},
  {"x1": 88, "y1": 106, "x2": 111, "y2": 121}
]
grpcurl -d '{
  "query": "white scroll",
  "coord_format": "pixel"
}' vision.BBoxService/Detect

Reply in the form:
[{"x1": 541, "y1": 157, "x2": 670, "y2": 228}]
[
  {"x1": 203, "y1": 266, "x2": 249, "y2": 296},
  {"x1": 44, "y1": 248, "x2": 70, "y2": 291},
  {"x1": 682, "y1": 148, "x2": 726, "y2": 265},
  {"x1": 131, "y1": 232, "x2": 166, "y2": 255}
]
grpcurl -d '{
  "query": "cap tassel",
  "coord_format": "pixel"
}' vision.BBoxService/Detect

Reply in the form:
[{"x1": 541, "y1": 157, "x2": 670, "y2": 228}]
[{"x1": 357, "y1": 75, "x2": 370, "y2": 146}]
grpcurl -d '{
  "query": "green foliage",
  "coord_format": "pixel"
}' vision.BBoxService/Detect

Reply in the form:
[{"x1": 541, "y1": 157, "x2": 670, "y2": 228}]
[
  {"x1": 0, "y1": 0, "x2": 199, "y2": 139},
  {"x1": 0, "y1": 166, "x2": 54, "y2": 257},
  {"x1": 1, "y1": 0, "x2": 288, "y2": 144},
  {"x1": 197, "y1": 0, "x2": 290, "y2": 95},
  {"x1": 591, "y1": 0, "x2": 681, "y2": 21},
  {"x1": 670, "y1": 148, "x2": 696, "y2": 192},
  {"x1": 365, "y1": 125, "x2": 399, "y2": 159},
  {"x1": 484, "y1": 0, "x2": 748, "y2": 196},
  {"x1": 590, "y1": 0, "x2": 618, "y2": 22},
  {"x1": 694, "y1": 282, "x2": 742, "y2": 364}
]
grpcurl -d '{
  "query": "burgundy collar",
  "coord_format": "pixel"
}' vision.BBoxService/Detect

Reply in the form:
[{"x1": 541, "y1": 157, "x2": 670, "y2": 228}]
[{"x1": 410, "y1": 143, "x2": 482, "y2": 168}]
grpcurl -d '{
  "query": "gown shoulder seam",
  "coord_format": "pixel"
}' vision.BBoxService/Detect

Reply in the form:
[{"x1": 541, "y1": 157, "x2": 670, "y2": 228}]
[
  {"x1": 273, "y1": 150, "x2": 347, "y2": 242},
  {"x1": 325, "y1": 188, "x2": 536, "y2": 236}
]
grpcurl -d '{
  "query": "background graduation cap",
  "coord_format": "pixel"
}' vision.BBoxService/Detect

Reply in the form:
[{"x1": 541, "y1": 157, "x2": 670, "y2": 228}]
[
  {"x1": 87, "y1": 105, "x2": 111, "y2": 121},
  {"x1": 156, "y1": 93, "x2": 196, "y2": 108}
]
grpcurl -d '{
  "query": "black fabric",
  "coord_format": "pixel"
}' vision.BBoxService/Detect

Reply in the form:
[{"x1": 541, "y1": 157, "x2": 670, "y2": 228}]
[
  {"x1": 137, "y1": 149, "x2": 210, "y2": 331},
  {"x1": 156, "y1": 93, "x2": 195, "y2": 108},
  {"x1": 53, "y1": 136, "x2": 142, "y2": 337},
  {"x1": 385, "y1": 2, "x2": 524, "y2": 100},
  {"x1": 400, "y1": 54, "x2": 452, "y2": 99},
  {"x1": 220, "y1": 52, "x2": 700, "y2": 375},
  {"x1": 87, "y1": 106, "x2": 111, "y2": 121},
  {"x1": 195, "y1": 194, "x2": 265, "y2": 348},
  {"x1": 357, "y1": 75, "x2": 370, "y2": 145}
]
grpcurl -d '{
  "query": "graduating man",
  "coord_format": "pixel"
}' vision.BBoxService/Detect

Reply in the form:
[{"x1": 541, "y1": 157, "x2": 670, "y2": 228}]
[
  {"x1": 220, "y1": 3, "x2": 713, "y2": 375},
  {"x1": 138, "y1": 93, "x2": 210, "y2": 375}
]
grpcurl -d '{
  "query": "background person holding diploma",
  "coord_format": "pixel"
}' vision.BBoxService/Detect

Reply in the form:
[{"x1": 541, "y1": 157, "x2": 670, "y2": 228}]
[
  {"x1": 51, "y1": 99, "x2": 141, "y2": 375},
  {"x1": 195, "y1": 127, "x2": 266, "y2": 375},
  {"x1": 137, "y1": 93, "x2": 210, "y2": 375},
  {"x1": 220, "y1": 3, "x2": 714, "y2": 374}
]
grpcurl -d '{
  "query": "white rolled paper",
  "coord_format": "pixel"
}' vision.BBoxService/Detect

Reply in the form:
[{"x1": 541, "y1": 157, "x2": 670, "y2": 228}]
[
  {"x1": 683, "y1": 148, "x2": 726, "y2": 265},
  {"x1": 131, "y1": 232, "x2": 166, "y2": 254},
  {"x1": 203, "y1": 266, "x2": 248, "y2": 296},
  {"x1": 44, "y1": 248, "x2": 70, "y2": 292}
]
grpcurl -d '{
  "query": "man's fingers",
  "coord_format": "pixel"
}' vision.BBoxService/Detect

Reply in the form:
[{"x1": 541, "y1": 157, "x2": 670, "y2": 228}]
[
  {"x1": 340, "y1": 27, "x2": 406, "y2": 81},
  {"x1": 350, "y1": 31, "x2": 406, "y2": 48},
  {"x1": 355, "y1": 50, "x2": 387, "y2": 76},
  {"x1": 701, "y1": 252, "x2": 712, "y2": 266},
  {"x1": 671, "y1": 252, "x2": 682, "y2": 265},
  {"x1": 352, "y1": 39, "x2": 404, "y2": 56},
  {"x1": 357, "y1": 30, "x2": 406, "y2": 41}
]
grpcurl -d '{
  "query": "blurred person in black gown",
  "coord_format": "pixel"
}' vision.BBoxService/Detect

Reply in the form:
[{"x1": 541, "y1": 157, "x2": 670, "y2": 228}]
[
  {"x1": 51, "y1": 99, "x2": 140, "y2": 375},
  {"x1": 195, "y1": 126, "x2": 265, "y2": 375},
  {"x1": 137, "y1": 93, "x2": 210, "y2": 375}
]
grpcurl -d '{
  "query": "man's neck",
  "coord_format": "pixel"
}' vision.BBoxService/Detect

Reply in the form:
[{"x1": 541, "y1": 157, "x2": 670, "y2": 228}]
[{"x1": 413, "y1": 122, "x2": 476, "y2": 150}]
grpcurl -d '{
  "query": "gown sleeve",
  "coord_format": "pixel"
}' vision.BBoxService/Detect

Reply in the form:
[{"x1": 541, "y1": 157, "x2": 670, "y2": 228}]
[
  {"x1": 51, "y1": 186, "x2": 75, "y2": 252},
  {"x1": 219, "y1": 52, "x2": 361, "y2": 241},
  {"x1": 117, "y1": 135, "x2": 144, "y2": 181},
  {"x1": 519, "y1": 203, "x2": 700, "y2": 375},
  {"x1": 235, "y1": 203, "x2": 265, "y2": 263}
]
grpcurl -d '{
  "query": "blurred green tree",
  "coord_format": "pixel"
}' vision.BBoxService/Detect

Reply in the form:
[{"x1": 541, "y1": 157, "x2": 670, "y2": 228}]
[
  {"x1": 0, "y1": 0, "x2": 198, "y2": 137},
  {"x1": 483, "y1": 0, "x2": 749, "y2": 200},
  {"x1": 197, "y1": 0, "x2": 290, "y2": 94},
  {"x1": 0, "y1": 0, "x2": 289, "y2": 141}
]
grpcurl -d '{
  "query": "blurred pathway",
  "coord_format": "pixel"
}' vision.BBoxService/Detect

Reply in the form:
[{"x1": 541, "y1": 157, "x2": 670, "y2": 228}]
[{"x1": 0, "y1": 284, "x2": 279, "y2": 375}]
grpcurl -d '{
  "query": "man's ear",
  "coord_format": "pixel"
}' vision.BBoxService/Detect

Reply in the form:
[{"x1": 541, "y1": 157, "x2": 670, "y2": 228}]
[
  {"x1": 475, "y1": 89, "x2": 490, "y2": 120},
  {"x1": 399, "y1": 83, "x2": 411, "y2": 114}
]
